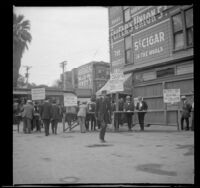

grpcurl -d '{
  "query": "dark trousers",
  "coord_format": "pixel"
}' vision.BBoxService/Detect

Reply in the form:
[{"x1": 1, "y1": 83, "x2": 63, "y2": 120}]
[
  {"x1": 23, "y1": 117, "x2": 32, "y2": 133},
  {"x1": 138, "y1": 112, "x2": 146, "y2": 131},
  {"x1": 181, "y1": 116, "x2": 189, "y2": 130},
  {"x1": 51, "y1": 119, "x2": 58, "y2": 134},
  {"x1": 89, "y1": 114, "x2": 96, "y2": 130},
  {"x1": 85, "y1": 114, "x2": 89, "y2": 130},
  {"x1": 99, "y1": 121, "x2": 107, "y2": 141},
  {"x1": 126, "y1": 114, "x2": 133, "y2": 130},
  {"x1": 43, "y1": 119, "x2": 50, "y2": 136},
  {"x1": 33, "y1": 117, "x2": 40, "y2": 131}
]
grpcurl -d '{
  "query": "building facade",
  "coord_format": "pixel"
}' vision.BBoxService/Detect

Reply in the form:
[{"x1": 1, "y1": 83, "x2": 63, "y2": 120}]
[
  {"x1": 77, "y1": 61, "x2": 110, "y2": 94},
  {"x1": 108, "y1": 6, "x2": 193, "y2": 125}
]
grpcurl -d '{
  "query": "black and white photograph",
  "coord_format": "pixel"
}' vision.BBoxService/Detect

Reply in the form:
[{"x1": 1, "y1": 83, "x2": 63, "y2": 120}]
[{"x1": 12, "y1": 5, "x2": 194, "y2": 186}]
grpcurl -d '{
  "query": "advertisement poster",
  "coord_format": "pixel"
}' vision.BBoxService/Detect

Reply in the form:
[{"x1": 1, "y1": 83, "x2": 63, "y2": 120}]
[
  {"x1": 31, "y1": 88, "x2": 45, "y2": 101},
  {"x1": 163, "y1": 89, "x2": 180, "y2": 104},
  {"x1": 64, "y1": 93, "x2": 77, "y2": 107}
]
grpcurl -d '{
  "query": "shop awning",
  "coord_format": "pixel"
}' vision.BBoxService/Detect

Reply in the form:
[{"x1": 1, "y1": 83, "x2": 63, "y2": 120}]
[{"x1": 96, "y1": 73, "x2": 132, "y2": 96}]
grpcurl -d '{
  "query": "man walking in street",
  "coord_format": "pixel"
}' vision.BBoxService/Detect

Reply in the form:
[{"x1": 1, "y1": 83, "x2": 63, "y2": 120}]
[
  {"x1": 21, "y1": 100, "x2": 34, "y2": 134},
  {"x1": 95, "y1": 90, "x2": 111, "y2": 143},
  {"x1": 136, "y1": 96, "x2": 148, "y2": 131},
  {"x1": 40, "y1": 99, "x2": 52, "y2": 136},
  {"x1": 51, "y1": 100, "x2": 60, "y2": 134}
]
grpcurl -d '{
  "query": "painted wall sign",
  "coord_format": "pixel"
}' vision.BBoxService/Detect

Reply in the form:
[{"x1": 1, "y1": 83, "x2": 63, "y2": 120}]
[
  {"x1": 31, "y1": 88, "x2": 45, "y2": 101},
  {"x1": 132, "y1": 20, "x2": 171, "y2": 64},
  {"x1": 163, "y1": 89, "x2": 180, "y2": 104},
  {"x1": 110, "y1": 6, "x2": 169, "y2": 43},
  {"x1": 109, "y1": 6, "x2": 123, "y2": 28},
  {"x1": 78, "y1": 64, "x2": 92, "y2": 89}
]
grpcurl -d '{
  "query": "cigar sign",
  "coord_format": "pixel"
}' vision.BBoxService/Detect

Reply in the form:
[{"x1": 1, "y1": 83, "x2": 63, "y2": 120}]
[{"x1": 132, "y1": 20, "x2": 171, "y2": 64}]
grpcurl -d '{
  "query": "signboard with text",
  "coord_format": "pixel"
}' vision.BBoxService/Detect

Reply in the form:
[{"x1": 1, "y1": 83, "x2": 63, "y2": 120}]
[
  {"x1": 132, "y1": 20, "x2": 171, "y2": 64},
  {"x1": 31, "y1": 88, "x2": 45, "y2": 101},
  {"x1": 64, "y1": 93, "x2": 77, "y2": 107},
  {"x1": 109, "y1": 72, "x2": 125, "y2": 92},
  {"x1": 163, "y1": 89, "x2": 180, "y2": 104}
]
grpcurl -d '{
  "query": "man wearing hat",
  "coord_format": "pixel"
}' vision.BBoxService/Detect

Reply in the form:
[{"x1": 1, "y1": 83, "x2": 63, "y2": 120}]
[
  {"x1": 136, "y1": 96, "x2": 148, "y2": 131},
  {"x1": 50, "y1": 100, "x2": 61, "y2": 134},
  {"x1": 40, "y1": 98, "x2": 52, "y2": 136},
  {"x1": 180, "y1": 95, "x2": 192, "y2": 131},
  {"x1": 95, "y1": 90, "x2": 111, "y2": 142},
  {"x1": 124, "y1": 96, "x2": 135, "y2": 131},
  {"x1": 21, "y1": 100, "x2": 34, "y2": 133}
]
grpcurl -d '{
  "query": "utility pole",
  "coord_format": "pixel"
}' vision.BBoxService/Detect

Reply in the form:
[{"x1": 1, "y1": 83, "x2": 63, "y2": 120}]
[
  {"x1": 23, "y1": 65, "x2": 32, "y2": 88},
  {"x1": 60, "y1": 61, "x2": 67, "y2": 91}
]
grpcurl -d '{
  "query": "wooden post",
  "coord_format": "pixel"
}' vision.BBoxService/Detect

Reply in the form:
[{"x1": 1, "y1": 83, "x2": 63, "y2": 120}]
[
  {"x1": 63, "y1": 113, "x2": 65, "y2": 132},
  {"x1": 116, "y1": 92, "x2": 119, "y2": 130},
  {"x1": 162, "y1": 82, "x2": 167, "y2": 125}
]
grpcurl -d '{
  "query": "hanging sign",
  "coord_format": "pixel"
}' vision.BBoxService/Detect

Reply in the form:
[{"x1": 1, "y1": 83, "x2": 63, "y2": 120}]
[
  {"x1": 163, "y1": 89, "x2": 180, "y2": 104},
  {"x1": 31, "y1": 88, "x2": 45, "y2": 101}
]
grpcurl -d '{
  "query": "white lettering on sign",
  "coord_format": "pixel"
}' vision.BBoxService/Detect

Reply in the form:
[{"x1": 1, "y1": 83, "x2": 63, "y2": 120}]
[
  {"x1": 130, "y1": 6, "x2": 145, "y2": 15},
  {"x1": 163, "y1": 89, "x2": 180, "y2": 104},
  {"x1": 31, "y1": 88, "x2": 45, "y2": 101},
  {"x1": 114, "y1": 50, "x2": 121, "y2": 57},
  {"x1": 134, "y1": 32, "x2": 165, "y2": 51},
  {"x1": 110, "y1": 6, "x2": 168, "y2": 42}
]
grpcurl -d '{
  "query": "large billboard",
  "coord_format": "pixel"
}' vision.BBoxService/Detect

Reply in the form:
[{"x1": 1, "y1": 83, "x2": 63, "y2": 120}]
[{"x1": 132, "y1": 19, "x2": 171, "y2": 64}]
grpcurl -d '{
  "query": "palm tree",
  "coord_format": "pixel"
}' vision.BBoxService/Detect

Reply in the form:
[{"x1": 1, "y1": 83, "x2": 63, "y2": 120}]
[{"x1": 13, "y1": 12, "x2": 32, "y2": 87}]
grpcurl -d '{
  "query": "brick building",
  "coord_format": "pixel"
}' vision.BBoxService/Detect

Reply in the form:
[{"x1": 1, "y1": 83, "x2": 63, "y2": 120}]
[{"x1": 108, "y1": 6, "x2": 193, "y2": 126}]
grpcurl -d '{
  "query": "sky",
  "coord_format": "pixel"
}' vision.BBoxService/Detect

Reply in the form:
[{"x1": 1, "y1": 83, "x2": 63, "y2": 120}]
[{"x1": 14, "y1": 6, "x2": 110, "y2": 86}]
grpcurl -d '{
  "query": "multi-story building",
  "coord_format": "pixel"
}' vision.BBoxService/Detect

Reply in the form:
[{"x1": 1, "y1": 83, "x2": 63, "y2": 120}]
[
  {"x1": 77, "y1": 61, "x2": 110, "y2": 94},
  {"x1": 108, "y1": 6, "x2": 193, "y2": 126}
]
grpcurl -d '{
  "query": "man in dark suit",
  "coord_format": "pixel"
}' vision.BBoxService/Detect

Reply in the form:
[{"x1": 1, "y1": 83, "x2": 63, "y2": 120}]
[
  {"x1": 96, "y1": 90, "x2": 111, "y2": 143},
  {"x1": 136, "y1": 96, "x2": 148, "y2": 131},
  {"x1": 40, "y1": 99, "x2": 52, "y2": 136},
  {"x1": 180, "y1": 95, "x2": 192, "y2": 131},
  {"x1": 51, "y1": 100, "x2": 61, "y2": 134},
  {"x1": 123, "y1": 96, "x2": 134, "y2": 131}
]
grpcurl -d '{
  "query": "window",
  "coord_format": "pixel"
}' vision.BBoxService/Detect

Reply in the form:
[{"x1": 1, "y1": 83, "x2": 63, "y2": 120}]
[
  {"x1": 125, "y1": 35, "x2": 132, "y2": 64},
  {"x1": 171, "y1": 7, "x2": 193, "y2": 50},
  {"x1": 157, "y1": 68, "x2": 175, "y2": 78},
  {"x1": 185, "y1": 8, "x2": 193, "y2": 46},
  {"x1": 172, "y1": 13, "x2": 184, "y2": 50},
  {"x1": 124, "y1": 8, "x2": 131, "y2": 22}
]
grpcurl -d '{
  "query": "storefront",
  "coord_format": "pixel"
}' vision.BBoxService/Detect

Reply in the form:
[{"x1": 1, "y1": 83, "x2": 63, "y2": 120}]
[{"x1": 108, "y1": 6, "x2": 194, "y2": 126}]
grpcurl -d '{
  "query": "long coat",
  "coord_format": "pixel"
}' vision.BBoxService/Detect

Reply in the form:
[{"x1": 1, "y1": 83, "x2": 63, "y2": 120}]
[
  {"x1": 95, "y1": 97, "x2": 111, "y2": 124},
  {"x1": 181, "y1": 101, "x2": 192, "y2": 118},
  {"x1": 51, "y1": 104, "x2": 60, "y2": 120},
  {"x1": 40, "y1": 101, "x2": 52, "y2": 120},
  {"x1": 21, "y1": 103, "x2": 34, "y2": 119}
]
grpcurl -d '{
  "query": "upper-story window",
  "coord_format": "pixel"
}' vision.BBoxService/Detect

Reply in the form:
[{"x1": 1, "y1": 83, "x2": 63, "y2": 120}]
[
  {"x1": 124, "y1": 8, "x2": 131, "y2": 22},
  {"x1": 124, "y1": 35, "x2": 132, "y2": 64},
  {"x1": 171, "y1": 6, "x2": 193, "y2": 51}
]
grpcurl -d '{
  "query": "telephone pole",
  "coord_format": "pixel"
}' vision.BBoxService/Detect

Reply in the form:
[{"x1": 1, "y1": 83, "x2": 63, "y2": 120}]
[
  {"x1": 60, "y1": 61, "x2": 67, "y2": 91},
  {"x1": 23, "y1": 65, "x2": 32, "y2": 88}
]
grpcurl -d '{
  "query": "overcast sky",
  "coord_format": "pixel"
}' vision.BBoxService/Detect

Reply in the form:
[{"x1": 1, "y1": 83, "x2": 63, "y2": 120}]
[{"x1": 14, "y1": 6, "x2": 109, "y2": 86}]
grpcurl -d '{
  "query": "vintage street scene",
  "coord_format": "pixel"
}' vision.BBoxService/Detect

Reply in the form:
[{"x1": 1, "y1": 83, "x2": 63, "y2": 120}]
[{"x1": 13, "y1": 5, "x2": 194, "y2": 186}]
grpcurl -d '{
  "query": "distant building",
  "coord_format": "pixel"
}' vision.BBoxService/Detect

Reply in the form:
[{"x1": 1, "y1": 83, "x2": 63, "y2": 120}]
[{"x1": 77, "y1": 61, "x2": 110, "y2": 94}]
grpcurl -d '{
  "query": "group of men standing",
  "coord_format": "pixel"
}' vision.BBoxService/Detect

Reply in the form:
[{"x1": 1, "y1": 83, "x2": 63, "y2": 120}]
[
  {"x1": 95, "y1": 90, "x2": 148, "y2": 143},
  {"x1": 20, "y1": 99, "x2": 61, "y2": 136}
]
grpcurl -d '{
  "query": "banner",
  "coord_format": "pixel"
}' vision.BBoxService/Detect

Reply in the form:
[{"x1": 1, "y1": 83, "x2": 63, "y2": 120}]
[
  {"x1": 64, "y1": 93, "x2": 77, "y2": 107},
  {"x1": 31, "y1": 88, "x2": 45, "y2": 101},
  {"x1": 109, "y1": 72, "x2": 125, "y2": 92},
  {"x1": 163, "y1": 89, "x2": 180, "y2": 104}
]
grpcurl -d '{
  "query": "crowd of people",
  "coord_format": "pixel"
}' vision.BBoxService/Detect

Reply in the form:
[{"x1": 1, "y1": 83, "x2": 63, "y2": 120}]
[{"x1": 13, "y1": 91, "x2": 194, "y2": 142}]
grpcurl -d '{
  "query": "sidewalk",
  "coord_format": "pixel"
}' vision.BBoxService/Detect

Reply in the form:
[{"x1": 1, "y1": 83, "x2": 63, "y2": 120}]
[{"x1": 13, "y1": 122, "x2": 194, "y2": 184}]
